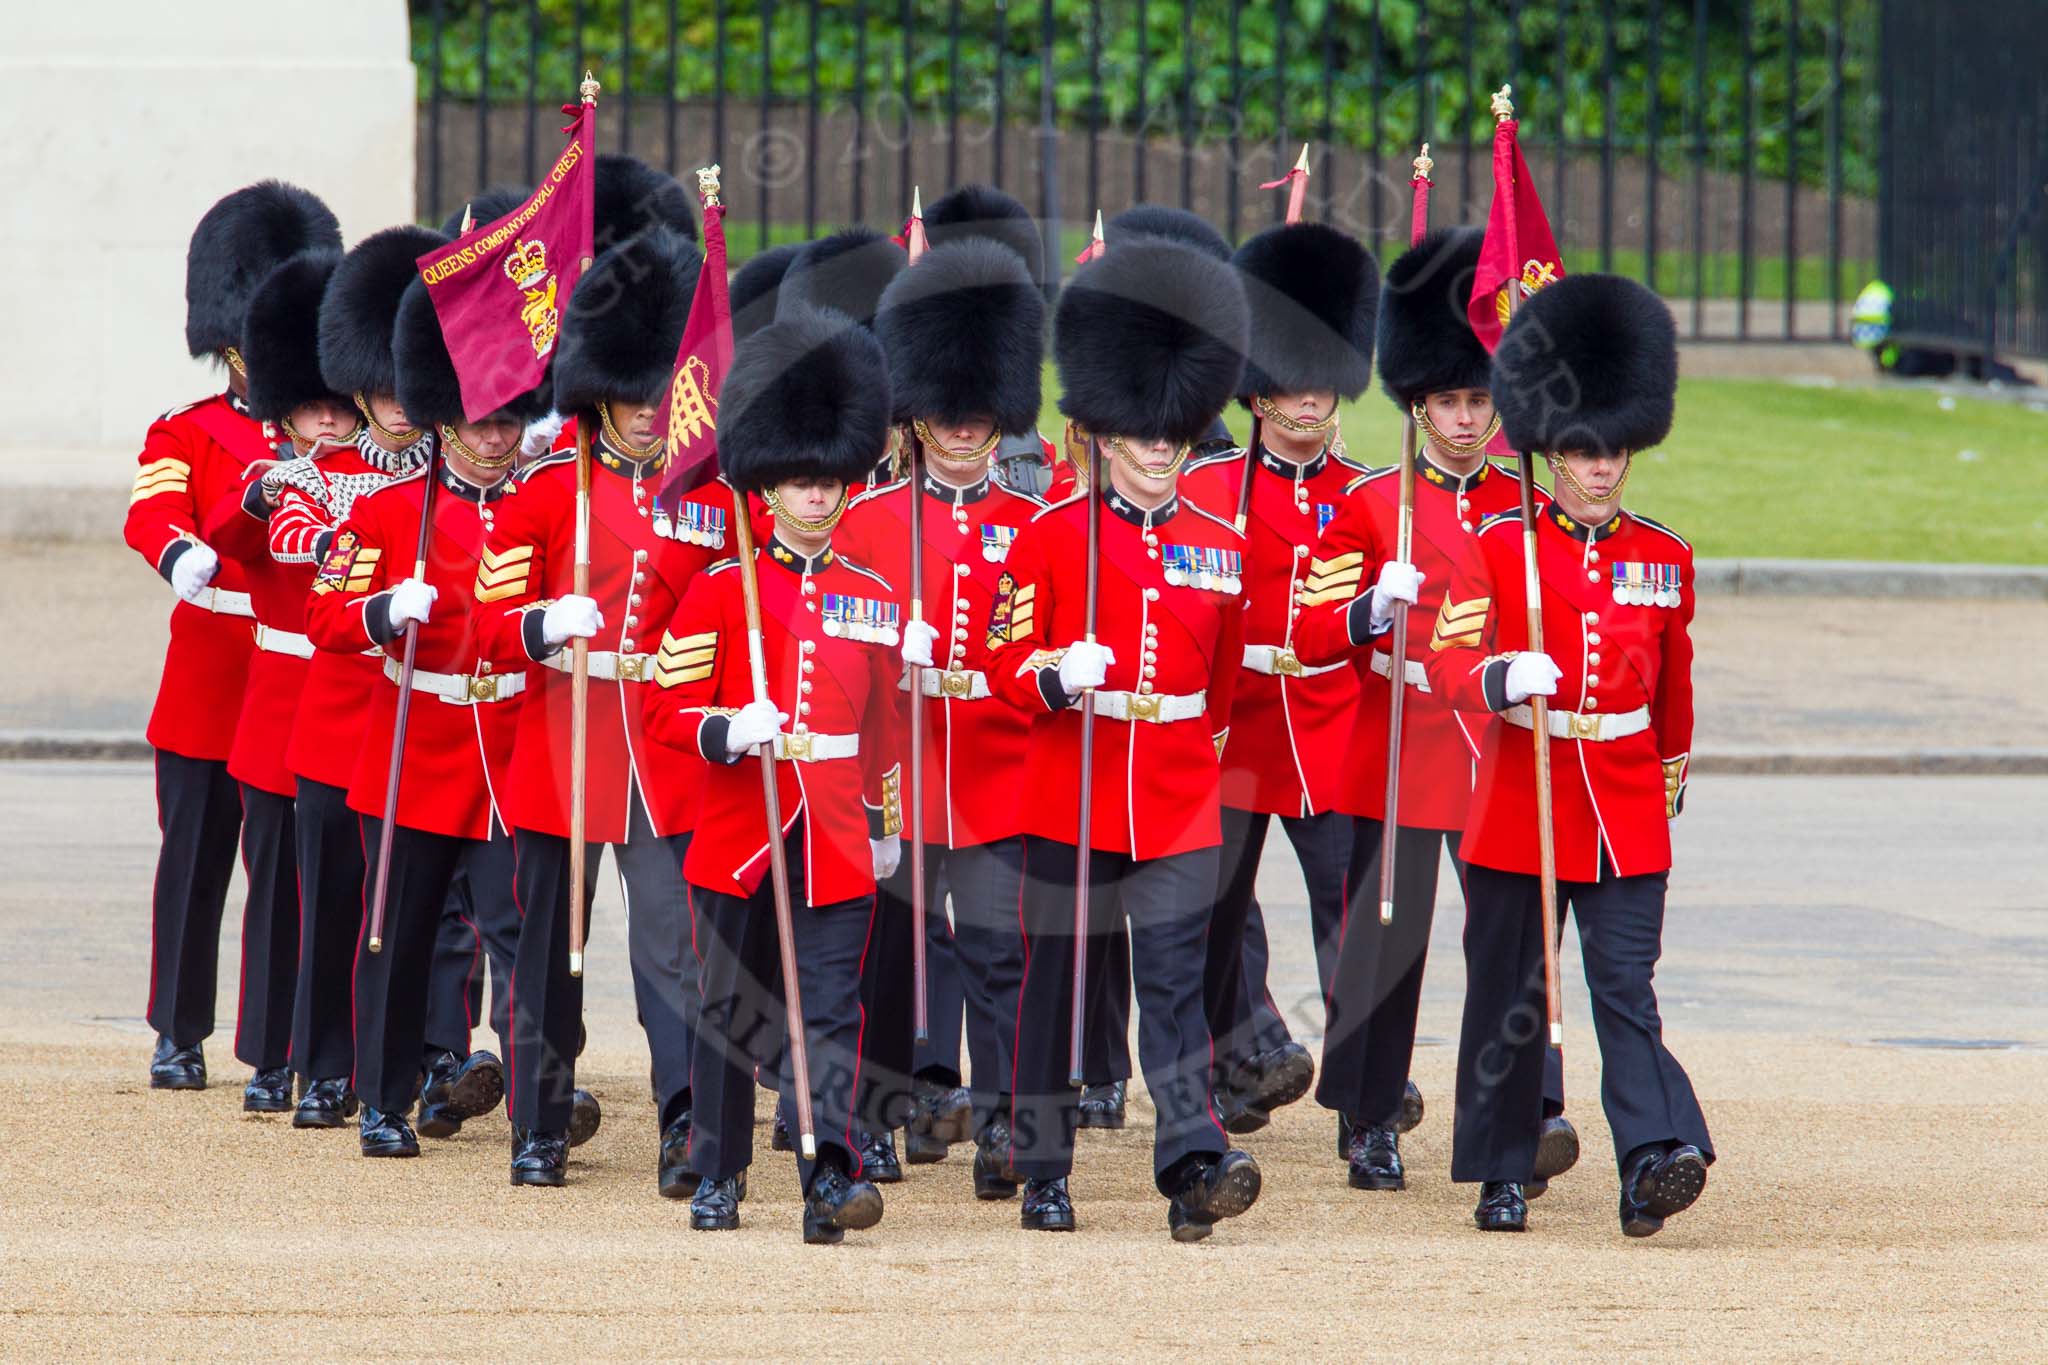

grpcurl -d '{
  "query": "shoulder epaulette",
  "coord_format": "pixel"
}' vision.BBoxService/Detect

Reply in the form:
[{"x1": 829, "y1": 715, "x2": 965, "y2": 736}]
[
  {"x1": 521, "y1": 449, "x2": 577, "y2": 476},
  {"x1": 157, "y1": 396, "x2": 210, "y2": 422},
  {"x1": 1332, "y1": 448, "x2": 1374, "y2": 475},
  {"x1": 1031, "y1": 492, "x2": 1086, "y2": 522},
  {"x1": 707, "y1": 556, "x2": 740, "y2": 575},
  {"x1": 1183, "y1": 501, "x2": 1247, "y2": 541},
  {"x1": 848, "y1": 477, "x2": 908, "y2": 509},
  {"x1": 990, "y1": 468, "x2": 1050, "y2": 507},
  {"x1": 1344, "y1": 466, "x2": 1397, "y2": 496},
  {"x1": 836, "y1": 556, "x2": 894, "y2": 593},
  {"x1": 1629, "y1": 512, "x2": 1692, "y2": 552},
  {"x1": 1184, "y1": 445, "x2": 1245, "y2": 472},
  {"x1": 1477, "y1": 508, "x2": 1524, "y2": 535},
  {"x1": 1489, "y1": 459, "x2": 1523, "y2": 479}
]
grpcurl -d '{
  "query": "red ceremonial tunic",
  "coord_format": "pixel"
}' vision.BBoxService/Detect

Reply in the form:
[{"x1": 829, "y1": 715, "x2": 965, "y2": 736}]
[
  {"x1": 1179, "y1": 444, "x2": 1368, "y2": 817},
  {"x1": 836, "y1": 469, "x2": 1046, "y2": 849},
  {"x1": 1423, "y1": 505, "x2": 1696, "y2": 881},
  {"x1": 305, "y1": 461, "x2": 524, "y2": 842},
  {"x1": 123, "y1": 392, "x2": 272, "y2": 760},
  {"x1": 1294, "y1": 455, "x2": 1530, "y2": 830},
  {"x1": 201, "y1": 452, "x2": 311, "y2": 797},
  {"x1": 643, "y1": 541, "x2": 905, "y2": 908},
  {"x1": 985, "y1": 487, "x2": 1246, "y2": 859}
]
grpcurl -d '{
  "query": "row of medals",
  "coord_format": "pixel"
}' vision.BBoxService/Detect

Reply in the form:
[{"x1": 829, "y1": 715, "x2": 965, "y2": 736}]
[{"x1": 1613, "y1": 563, "x2": 1683, "y2": 608}]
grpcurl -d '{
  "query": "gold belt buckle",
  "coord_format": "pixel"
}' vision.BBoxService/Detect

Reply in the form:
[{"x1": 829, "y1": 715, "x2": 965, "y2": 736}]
[
  {"x1": 1127, "y1": 692, "x2": 1162, "y2": 722},
  {"x1": 1272, "y1": 648, "x2": 1303, "y2": 676},
  {"x1": 1565, "y1": 711, "x2": 1601, "y2": 741},
  {"x1": 782, "y1": 732, "x2": 813, "y2": 762},
  {"x1": 467, "y1": 674, "x2": 500, "y2": 703},
  {"x1": 940, "y1": 670, "x2": 973, "y2": 699},
  {"x1": 615, "y1": 653, "x2": 646, "y2": 683}
]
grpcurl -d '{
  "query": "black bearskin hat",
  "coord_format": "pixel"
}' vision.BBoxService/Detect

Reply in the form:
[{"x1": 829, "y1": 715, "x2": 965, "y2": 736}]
[
  {"x1": 242, "y1": 250, "x2": 345, "y2": 423},
  {"x1": 1232, "y1": 222, "x2": 1378, "y2": 402},
  {"x1": 392, "y1": 275, "x2": 551, "y2": 429},
  {"x1": 1104, "y1": 205, "x2": 1231, "y2": 260},
  {"x1": 731, "y1": 242, "x2": 804, "y2": 344},
  {"x1": 186, "y1": 180, "x2": 342, "y2": 358},
  {"x1": 923, "y1": 183, "x2": 1045, "y2": 286},
  {"x1": 552, "y1": 226, "x2": 705, "y2": 414},
  {"x1": 1376, "y1": 227, "x2": 1493, "y2": 408},
  {"x1": 876, "y1": 239, "x2": 1043, "y2": 434},
  {"x1": 1054, "y1": 240, "x2": 1248, "y2": 448},
  {"x1": 1492, "y1": 273, "x2": 1679, "y2": 456},
  {"x1": 778, "y1": 226, "x2": 908, "y2": 331},
  {"x1": 593, "y1": 154, "x2": 699, "y2": 252},
  {"x1": 717, "y1": 305, "x2": 894, "y2": 493},
  {"x1": 319, "y1": 225, "x2": 448, "y2": 400},
  {"x1": 437, "y1": 185, "x2": 530, "y2": 237}
]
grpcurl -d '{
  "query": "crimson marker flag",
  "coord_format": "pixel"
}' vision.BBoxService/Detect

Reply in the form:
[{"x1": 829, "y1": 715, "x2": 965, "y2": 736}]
[
  {"x1": 417, "y1": 94, "x2": 597, "y2": 421},
  {"x1": 654, "y1": 181, "x2": 733, "y2": 503},
  {"x1": 1466, "y1": 114, "x2": 1565, "y2": 355}
]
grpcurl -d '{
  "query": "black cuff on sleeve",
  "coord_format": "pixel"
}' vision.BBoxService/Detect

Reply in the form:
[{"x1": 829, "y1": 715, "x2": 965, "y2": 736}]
[
  {"x1": 365, "y1": 591, "x2": 399, "y2": 648},
  {"x1": 521, "y1": 608, "x2": 561, "y2": 663},
  {"x1": 1036, "y1": 666, "x2": 1074, "y2": 712},
  {"x1": 698, "y1": 713, "x2": 743, "y2": 765},
  {"x1": 865, "y1": 803, "x2": 891, "y2": 840},
  {"x1": 240, "y1": 479, "x2": 273, "y2": 521},
  {"x1": 1482, "y1": 658, "x2": 1513, "y2": 713},
  {"x1": 312, "y1": 529, "x2": 334, "y2": 561},
  {"x1": 157, "y1": 538, "x2": 191, "y2": 584},
  {"x1": 1345, "y1": 593, "x2": 1385, "y2": 647}
]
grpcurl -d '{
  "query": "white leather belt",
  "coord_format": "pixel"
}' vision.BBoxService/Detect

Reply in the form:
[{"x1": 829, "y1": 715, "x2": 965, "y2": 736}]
[
  {"x1": 902, "y1": 667, "x2": 993, "y2": 700},
  {"x1": 384, "y1": 655, "x2": 528, "y2": 705},
  {"x1": 770, "y1": 730, "x2": 859, "y2": 761},
  {"x1": 1242, "y1": 644, "x2": 1344, "y2": 678},
  {"x1": 1503, "y1": 703, "x2": 1650, "y2": 742},
  {"x1": 1089, "y1": 689, "x2": 1207, "y2": 724},
  {"x1": 194, "y1": 588, "x2": 254, "y2": 618},
  {"x1": 541, "y1": 649, "x2": 654, "y2": 683},
  {"x1": 254, "y1": 625, "x2": 314, "y2": 659},
  {"x1": 1370, "y1": 652, "x2": 1432, "y2": 692}
]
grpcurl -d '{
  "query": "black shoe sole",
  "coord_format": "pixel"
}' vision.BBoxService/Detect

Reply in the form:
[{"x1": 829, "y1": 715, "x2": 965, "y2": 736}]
[
  {"x1": 1021, "y1": 1212, "x2": 1076, "y2": 1232},
  {"x1": 691, "y1": 1211, "x2": 740, "y2": 1231},
  {"x1": 1347, "y1": 1167, "x2": 1406, "y2": 1192},
  {"x1": 808, "y1": 1183, "x2": 884, "y2": 1238},
  {"x1": 1253, "y1": 1051, "x2": 1315, "y2": 1113},
  {"x1": 445, "y1": 1060, "x2": 506, "y2": 1122},
  {"x1": 1074, "y1": 1110, "x2": 1125, "y2": 1131},
  {"x1": 1524, "y1": 1178, "x2": 1550, "y2": 1201},
  {"x1": 659, "y1": 1167, "x2": 700, "y2": 1200},
  {"x1": 927, "y1": 1105, "x2": 973, "y2": 1146},
  {"x1": 1201, "y1": 1158, "x2": 1263, "y2": 1222},
  {"x1": 1624, "y1": 1150, "x2": 1707, "y2": 1237},
  {"x1": 974, "y1": 1169, "x2": 1019, "y2": 1200},
  {"x1": 802, "y1": 1220, "x2": 845, "y2": 1245},
  {"x1": 510, "y1": 1168, "x2": 566, "y2": 1187},
  {"x1": 150, "y1": 1073, "x2": 206, "y2": 1091},
  {"x1": 1169, "y1": 1214, "x2": 1213, "y2": 1244},
  {"x1": 866, "y1": 1164, "x2": 904, "y2": 1185},
  {"x1": 1397, "y1": 1083, "x2": 1425, "y2": 1134},
  {"x1": 243, "y1": 1093, "x2": 293, "y2": 1113},
  {"x1": 415, "y1": 1107, "x2": 462, "y2": 1140},
  {"x1": 361, "y1": 1141, "x2": 420, "y2": 1158},
  {"x1": 903, "y1": 1131, "x2": 950, "y2": 1164},
  {"x1": 1534, "y1": 1119, "x2": 1581, "y2": 1182},
  {"x1": 1219, "y1": 1105, "x2": 1271, "y2": 1136},
  {"x1": 292, "y1": 1107, "x2": 350, "y2": 1129},
  {"x1": 1475, "y1": 1212, "x2": 1528, "y2": 1232},
  {"x1": 568, "y1": 1098, "x2": 601, "y2": 1148}
]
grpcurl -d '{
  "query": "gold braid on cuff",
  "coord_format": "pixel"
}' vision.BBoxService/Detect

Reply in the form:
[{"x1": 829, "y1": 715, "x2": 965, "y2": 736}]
[
  {"x1": 1255, "y1": 394, "x2": 1339, "y2": 434},
  {"x1": 762, "y1": 486, "x2": 850, "y2": 534},
  {"x1": 439, "y1": 422, "x2": 517, "y2": 470},
  {"x1": 1411, "y1": 403, "x2": 1502, "y2": 457}
]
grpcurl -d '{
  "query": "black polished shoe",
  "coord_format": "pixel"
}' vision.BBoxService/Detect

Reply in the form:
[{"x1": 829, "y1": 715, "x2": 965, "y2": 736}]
[
  {"x1": 1213, "y1": 1079, "x2": 1271, "y2": 1136},
  {"x1": 568, "y1": 1088, "x2": 602, "y2": 1147},
  {"x1": 973, "y1": 1118, "x2": 1020, "y2": 1201},
  {"x1": 1534, "y1": 1114, "x2": 1581, "y2": 1182},
  {"x1": 911, "y1": 1078, "x2": 974, "y2": 1146},
  {"x1": 1247, "y1": 1041, "x2": 1315, "y2": 1116},
  {"x1": 803, "y1": 1167, "x2": 884, "y2": 1245},
  {"x1": 149, "y1": 1036, "x2": 206, "y2": 1091},
  {"x1": 1020, "y1": 1177, "x2": 1077, "y2": 1231},
  {"x1": 1165, "y1": 1150, "x2": 1262, "y2": 1243},
  {"x1": 1347, "y1": 1124, "x2": 1405, "y2": 1191},
  {"x1": 414, "y1": 1049, "x2": 461, "y2": 1138},
  {"x1": 690, "y1": 1172, "x2": 747, "y2": 1230},
  {"x1": 420, "y1": 1049, "x2": 506, "y2": 1136},
  {"x1": 293, "y1": 1076, "x2": 358, "y2": 1129},
  {"x1": 1075, "y1": 1080, "x2": 1126, "y2": 1131},
  {"x1": 1474, "y1": 1181, "x2": 1528, "y2": 1232},
  {"x1": 1619, "y1": 1144, "x2": 1708, "y2": 1239},
  {"x1": 1397, "y1": 1079, "x2": 1425, "y2": 1134},
  {"x1": 243, "y1": 1066, "x2": 293, "y2": 1113},
  {"x1": 858, "y1": 1129, "x2": 904, "y2": 1184},
  {"x1": 658, "y1": 1113, "x2": 697, "y2": 1198},
  {"x1": 510, "y1": 1128, "x2": 568, "y2": 1187},
  {"x1": 903, "y1": 1127, "x2": 950, "y2": 1164},
  {"x1": 770, "y1": 1110, "x2": 793, "y2": 1152},
  {"x1": 359, "y1": 1106, "x2": 420, "y2": 1158}
]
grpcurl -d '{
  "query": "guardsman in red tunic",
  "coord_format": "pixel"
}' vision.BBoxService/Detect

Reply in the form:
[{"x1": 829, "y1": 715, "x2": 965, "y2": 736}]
[
  {"x1": 200, "y1": 247, "x2": 353, "y2": 1114},
  {"x1": 837, "y1": 235, "x2": 1046, "y2": 1188},
  {"x1": 126, "y1": 182, "x2": 341, "y2": 1093},
  {"x1": 643, "y1": 306, "x2": 904, "y2": 1244},
  {"x1": 988, "y1": 239, "x2": 1263, "y2": 1242},
  {"x1": 1296, "y1": 227, "x2": 1566, "y2": 1191},
  {"x1": 303, "y1": 273, "x2": 557, "y2": 1162},
  {"x1": 1424, "y1": 274, "x2": 1712, "y2": 1237},
  {"x1": 1178, "y1": 220, "x2": 1379, "y2": 1137},
  {"x1": 475, "y1": 224, "x2": 716, "y2": 1192},
  {"x1": 276, "y1": 224, "x2": 486, "y2": 1131}
]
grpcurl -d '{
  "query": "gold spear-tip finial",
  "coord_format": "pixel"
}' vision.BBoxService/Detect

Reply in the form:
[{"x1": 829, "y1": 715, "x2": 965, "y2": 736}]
[
  {"x1": 1491, "y1": 84, "x2": 1515, "y2": 123},
  {"x1": 459, "y1": 202, "x2": 475, "y2": 235},
  {"x1": 1091, "y1": 209, "x2": 1104, "y2": 239},
  {"x1": 1413, "y1": 143, "x2": 1435, "y2": 181},
  {"x1": 1294, "y1": 142, "x2": 1311, "y2": 174},
  {"x1": 912, "y1": 185, "x2": 923, "y2": 217},
  {"x1": 696, "y1": 164, "x2": 722, "y2": 206},
  {"x1": 581, "y1": 70, "x2": 601, "y2": 104}
]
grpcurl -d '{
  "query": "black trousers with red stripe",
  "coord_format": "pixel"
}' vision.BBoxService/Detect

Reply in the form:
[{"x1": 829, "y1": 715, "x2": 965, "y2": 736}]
[
  {"x1": 688, "y1": 829, "x2": 873, "y2": 1194},
  {"x1": 233, "y1": 784, "x2": 300, "y2": 1071},
  {"x1": 1012, "y1": 838, "x2": 1228, "y2": 1194},
  {"x1": 145, "y1": 750, "x2": 244, "y2": 1048}
]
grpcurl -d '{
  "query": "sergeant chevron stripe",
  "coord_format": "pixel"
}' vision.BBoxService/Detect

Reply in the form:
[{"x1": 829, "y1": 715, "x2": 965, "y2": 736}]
[
  {"x1": 473, "y1": 544, "x2": 534, "y2": 604},
  {"x1": 652, "y1": 630, "x2": 717, "y2": 687},
  {"x1": 1430, "y1": 595, "x2": 1491, "y2": 651},
  {"x1": 1295, "y1": 550, "x2": 1365, "y2": 607}
]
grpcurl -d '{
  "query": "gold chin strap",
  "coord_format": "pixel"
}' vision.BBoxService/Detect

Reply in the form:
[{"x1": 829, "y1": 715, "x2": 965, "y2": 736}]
[
  {"x1": 353, "y1": 393, "x2": 413, "y2": 449},
  {"x1": 440, "y1": 422, "x2": 517, "y2": 470},
  {"x1": 597, "y1": 400, "x2": 664, "y2": 463},
  {"x1": 222, "y1": 347, "x2": 248, "y2": 380},
  {"x1": 1255, "y1": 393, "x2": 1339, "y2": 435},
  {"x1": 1546, "y1": 451, "x2": 1633, "y2": 506},
  {"x1": 1411, "y1": 402, "x2": 1502, "y2": 458},
  {"x1": 280, "y1": 413, "x2": 364, "y2": 450},
  {"x1": 1105, "y1": 433, "x2": 1190, "y2": 481},
  {"x1": 911, "y1": 416, "x2": 1001, "y2": 467},
  {"x1": 762, "y1": 486, "x2": 850, "y2": 534}
]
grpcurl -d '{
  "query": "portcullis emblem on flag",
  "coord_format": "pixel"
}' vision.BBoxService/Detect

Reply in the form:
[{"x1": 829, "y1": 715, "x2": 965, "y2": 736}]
[{"x1": 655, "y1": 165, "x2": 735, "y2": 502}]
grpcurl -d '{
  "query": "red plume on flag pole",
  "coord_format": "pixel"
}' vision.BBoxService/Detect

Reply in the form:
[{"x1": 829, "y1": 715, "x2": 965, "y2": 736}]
[
  {"x1": 417, "y1": 73, "x2": 599, "y2": 421},
  {"x1": 1074, "y1": 209, "x2": 1105, "y2": 266},
  {"x1": 1467, "y1": 84, "x2": 1566, "y2": 355},
  {"x1": 904, "y1": 186, "x2": 929, "y2": 264},
  {"x1": 1259, "y1": 143, "x2": 1313, "y2": 224},
  {"x1": 655, "y1": 165, "x2": 735, "y2": 503}
]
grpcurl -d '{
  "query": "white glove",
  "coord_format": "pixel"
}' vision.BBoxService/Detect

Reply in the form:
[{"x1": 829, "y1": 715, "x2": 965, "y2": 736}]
[
  {"x1": 1504, "y1": 651, "x2": 1562, "y2": 704},
  {"x1": 385, "y1": 577, "x2": 437, "y2": 631},
  {"x1": 724, "y1": 699, "x2": 787, "y2": 756},
  {"x1": 542, "y1": 594, "x2": 605, "y2": 646},
  {"x1": 901, "y1": 619, "x2": 940, "y2": 669},
  {"x1": 871, "y1": 835, "x2": 903, "y2": 880},
  {"x1": 1056, "y1": 641, "x2": 1115, "y2": 695},
  {"x1": 170, "y1": 541, "x2": 219, "y2": 602},
  {"x1": 1367, "y1": 561, "x2": 1425, "y2": 631}
]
